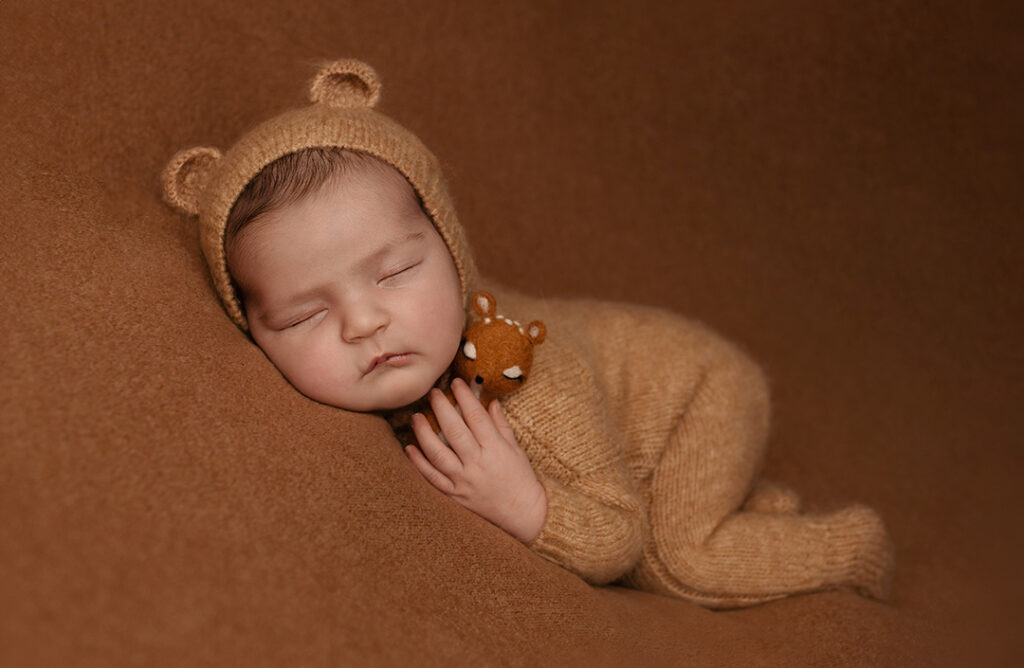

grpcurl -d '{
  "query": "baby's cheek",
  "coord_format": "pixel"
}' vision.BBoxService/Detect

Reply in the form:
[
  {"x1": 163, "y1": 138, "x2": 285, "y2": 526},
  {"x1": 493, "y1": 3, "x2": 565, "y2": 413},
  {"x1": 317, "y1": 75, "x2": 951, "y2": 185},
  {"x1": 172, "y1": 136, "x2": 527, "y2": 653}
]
[
  {"x1": 410, "y1": 290, "x2": 457, "y2": 340},
  {"x1": 281, "y1": 338, "x2": 338, "y2": 395},
  {"x1": 439, "y1": 310, "x2": 466, "y2": 361}
]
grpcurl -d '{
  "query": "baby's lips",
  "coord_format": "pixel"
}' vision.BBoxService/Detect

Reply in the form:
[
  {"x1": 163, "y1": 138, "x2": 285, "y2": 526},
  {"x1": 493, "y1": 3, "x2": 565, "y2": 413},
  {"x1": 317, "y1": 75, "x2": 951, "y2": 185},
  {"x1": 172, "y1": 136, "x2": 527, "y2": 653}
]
[
  {"x1": 363, "y1": 353, "x2": 389, "y2": 375},
  {"x1": 365, "y1": 351, "x2": 402, "y2": 374}
]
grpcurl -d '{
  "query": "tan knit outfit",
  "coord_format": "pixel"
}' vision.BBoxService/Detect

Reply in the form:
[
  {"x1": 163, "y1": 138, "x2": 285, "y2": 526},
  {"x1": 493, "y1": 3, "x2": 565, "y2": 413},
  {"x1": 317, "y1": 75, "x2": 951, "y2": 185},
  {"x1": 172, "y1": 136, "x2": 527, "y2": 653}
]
[{"x1": 163, "y1": 60, "x2": 894, "y2": 608}]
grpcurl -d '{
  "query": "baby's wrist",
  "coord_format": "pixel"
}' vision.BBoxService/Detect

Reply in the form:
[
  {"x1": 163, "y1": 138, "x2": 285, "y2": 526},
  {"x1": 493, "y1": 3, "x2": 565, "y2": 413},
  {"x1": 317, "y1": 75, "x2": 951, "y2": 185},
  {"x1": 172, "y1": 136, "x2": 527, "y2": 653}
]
[{"x1": 508, "y1": 480, "x2": 547, "y2": 544}]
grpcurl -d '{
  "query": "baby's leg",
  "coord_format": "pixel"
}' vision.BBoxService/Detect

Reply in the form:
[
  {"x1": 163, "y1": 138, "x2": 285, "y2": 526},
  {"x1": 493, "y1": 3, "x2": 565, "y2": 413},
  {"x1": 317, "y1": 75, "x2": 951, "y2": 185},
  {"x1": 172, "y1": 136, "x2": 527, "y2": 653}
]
[{"x1": 626, "y1": 343, "x2": 893, "y2": 608}]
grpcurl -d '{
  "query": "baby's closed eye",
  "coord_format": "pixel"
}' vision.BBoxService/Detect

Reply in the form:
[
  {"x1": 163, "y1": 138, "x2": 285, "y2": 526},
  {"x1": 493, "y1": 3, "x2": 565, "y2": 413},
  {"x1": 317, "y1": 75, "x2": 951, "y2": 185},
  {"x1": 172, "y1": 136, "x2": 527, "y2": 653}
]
[
  {"x1": 281, "y1": 309, "x2": 327, "y2": 330},
  {"x1": 377, "y1": 261, "x2": 421, "y2": 287}
]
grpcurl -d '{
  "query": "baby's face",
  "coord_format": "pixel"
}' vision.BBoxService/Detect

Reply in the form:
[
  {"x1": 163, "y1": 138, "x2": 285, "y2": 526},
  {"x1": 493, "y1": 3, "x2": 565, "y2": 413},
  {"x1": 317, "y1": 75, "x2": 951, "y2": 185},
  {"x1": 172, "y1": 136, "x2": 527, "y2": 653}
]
[{"x1": 229, "y1": 166, "x2": 465, "y2": 411}]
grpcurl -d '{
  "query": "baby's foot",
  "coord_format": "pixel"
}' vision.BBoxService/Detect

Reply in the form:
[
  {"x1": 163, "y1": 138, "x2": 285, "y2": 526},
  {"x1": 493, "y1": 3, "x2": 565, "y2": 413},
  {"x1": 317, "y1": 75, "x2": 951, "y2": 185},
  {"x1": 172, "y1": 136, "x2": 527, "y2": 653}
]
[
  {"x1": 826, "y1": 504, "x2": 895, "y2": 601},
  {"x1": 743, "y1": 480, "x2": 801, "y2": 514}
]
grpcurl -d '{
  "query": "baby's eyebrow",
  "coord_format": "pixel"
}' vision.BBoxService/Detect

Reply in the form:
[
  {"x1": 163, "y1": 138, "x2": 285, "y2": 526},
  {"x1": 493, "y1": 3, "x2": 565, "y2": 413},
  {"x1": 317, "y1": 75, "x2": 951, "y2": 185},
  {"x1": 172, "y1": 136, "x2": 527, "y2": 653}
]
[{"x1": 357, "y1": 230, "x2": 425, "y2": 270}]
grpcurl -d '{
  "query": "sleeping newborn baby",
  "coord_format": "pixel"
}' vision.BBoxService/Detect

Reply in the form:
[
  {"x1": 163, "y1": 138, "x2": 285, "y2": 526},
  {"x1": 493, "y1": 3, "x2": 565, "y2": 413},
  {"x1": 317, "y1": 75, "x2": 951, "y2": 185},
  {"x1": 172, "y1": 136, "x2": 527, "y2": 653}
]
[{"x1": 163, "y1": 59, "x2": 893, "y2": 608}]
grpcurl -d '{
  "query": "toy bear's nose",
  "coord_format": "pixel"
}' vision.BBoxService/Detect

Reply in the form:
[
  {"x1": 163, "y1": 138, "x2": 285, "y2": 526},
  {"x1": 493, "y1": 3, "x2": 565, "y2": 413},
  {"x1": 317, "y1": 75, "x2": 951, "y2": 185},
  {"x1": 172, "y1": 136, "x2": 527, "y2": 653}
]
[{"x1": 475, "y1": 375, "x2": 484, "y2": 384}]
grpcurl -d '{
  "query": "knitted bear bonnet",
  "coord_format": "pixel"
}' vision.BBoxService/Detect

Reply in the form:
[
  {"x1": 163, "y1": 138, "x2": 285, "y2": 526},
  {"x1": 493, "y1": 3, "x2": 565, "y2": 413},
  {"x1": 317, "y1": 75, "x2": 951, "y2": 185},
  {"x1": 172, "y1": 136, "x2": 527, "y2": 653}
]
[{"x1": 162, "y1": 59, "x2": 479, "y2": 331}]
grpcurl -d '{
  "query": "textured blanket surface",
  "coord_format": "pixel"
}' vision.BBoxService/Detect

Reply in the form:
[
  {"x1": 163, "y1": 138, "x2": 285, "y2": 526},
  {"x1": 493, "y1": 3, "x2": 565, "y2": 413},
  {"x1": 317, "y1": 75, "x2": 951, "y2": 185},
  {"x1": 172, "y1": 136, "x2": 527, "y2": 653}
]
[{"x1": 2, "y1": 1, "x2": 1020, "y2": 665}]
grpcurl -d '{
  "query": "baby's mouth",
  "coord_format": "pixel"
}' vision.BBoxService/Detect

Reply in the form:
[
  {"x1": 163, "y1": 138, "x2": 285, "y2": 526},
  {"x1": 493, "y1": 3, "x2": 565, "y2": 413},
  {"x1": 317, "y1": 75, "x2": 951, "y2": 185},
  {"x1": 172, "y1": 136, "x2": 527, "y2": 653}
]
[{"x1": 365, "y1": 352, "x2": 410, "y2": 374}]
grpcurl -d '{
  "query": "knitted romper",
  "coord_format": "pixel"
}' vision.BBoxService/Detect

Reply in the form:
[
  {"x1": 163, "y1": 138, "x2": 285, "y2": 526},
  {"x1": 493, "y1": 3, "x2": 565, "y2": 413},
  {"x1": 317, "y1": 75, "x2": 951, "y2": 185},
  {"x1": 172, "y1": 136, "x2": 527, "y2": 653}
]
[{"x1": 487, "y1": 284, "x2": 892, "y2": 608}]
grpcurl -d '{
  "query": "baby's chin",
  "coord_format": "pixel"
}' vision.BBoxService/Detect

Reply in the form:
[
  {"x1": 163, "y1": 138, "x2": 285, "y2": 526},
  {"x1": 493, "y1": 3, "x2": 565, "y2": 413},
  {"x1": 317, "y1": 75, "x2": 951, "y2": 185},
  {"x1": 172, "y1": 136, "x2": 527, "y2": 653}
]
[{"x1": 314, "y1": 381, "x2": 436, "y2": 413}]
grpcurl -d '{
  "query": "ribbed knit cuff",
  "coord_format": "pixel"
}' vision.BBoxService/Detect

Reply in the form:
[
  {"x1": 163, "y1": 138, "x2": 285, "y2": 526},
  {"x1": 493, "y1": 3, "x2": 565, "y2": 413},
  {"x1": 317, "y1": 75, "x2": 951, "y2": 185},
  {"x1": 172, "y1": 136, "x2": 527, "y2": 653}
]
[
  {"x1": 527, "y1": 474, "x2": 580, "y2": 555},
  {"x1": 824, "y1": 505, "x2": 895, "y2": 601}
]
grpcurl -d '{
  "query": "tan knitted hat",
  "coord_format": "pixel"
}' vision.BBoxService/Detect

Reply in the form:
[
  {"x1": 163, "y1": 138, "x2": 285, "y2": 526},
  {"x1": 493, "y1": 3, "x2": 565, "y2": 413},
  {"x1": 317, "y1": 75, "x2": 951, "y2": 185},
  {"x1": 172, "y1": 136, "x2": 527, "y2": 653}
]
[{"x1": 162, "y1": 59, "x2": 478, "y2": 331}]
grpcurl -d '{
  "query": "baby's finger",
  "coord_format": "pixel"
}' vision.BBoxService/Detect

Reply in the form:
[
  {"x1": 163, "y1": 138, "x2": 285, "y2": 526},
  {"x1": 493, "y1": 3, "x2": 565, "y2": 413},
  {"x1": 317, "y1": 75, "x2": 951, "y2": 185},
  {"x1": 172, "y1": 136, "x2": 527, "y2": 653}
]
[
  {"x1": 404, "y1": 444, "x2": 456, "y2": 495},
  {"x1": 411, "y1": 412, "x2": 463, "y2": 473},
  {"x1": 450, "y1": 378, "x2": 501, "y2": 445},
  {"x1": 429, "y1": 388, "x2": 479, "y2": 458},
  {"x1": 489, "y1": 400, "x2": 518, "y2": 447}
]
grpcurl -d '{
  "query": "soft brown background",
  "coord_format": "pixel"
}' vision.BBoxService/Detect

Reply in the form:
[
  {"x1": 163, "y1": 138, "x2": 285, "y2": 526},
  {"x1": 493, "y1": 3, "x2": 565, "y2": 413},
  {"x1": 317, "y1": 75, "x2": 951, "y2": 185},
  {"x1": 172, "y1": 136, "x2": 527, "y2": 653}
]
[{"x1": 2, "y1": 1, "x2": 1021, "y2": 665}]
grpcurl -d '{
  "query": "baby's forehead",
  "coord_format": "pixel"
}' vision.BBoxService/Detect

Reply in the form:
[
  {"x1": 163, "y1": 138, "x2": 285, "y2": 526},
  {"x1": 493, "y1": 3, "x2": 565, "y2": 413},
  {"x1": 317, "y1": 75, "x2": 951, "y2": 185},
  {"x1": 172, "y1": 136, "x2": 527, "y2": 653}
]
[
  {"x1": 324, "y1": 158, "x2": 424, "y2": 210},
  {"x1": 234, "y1": 161, "x2": 427, "y2": 263}
]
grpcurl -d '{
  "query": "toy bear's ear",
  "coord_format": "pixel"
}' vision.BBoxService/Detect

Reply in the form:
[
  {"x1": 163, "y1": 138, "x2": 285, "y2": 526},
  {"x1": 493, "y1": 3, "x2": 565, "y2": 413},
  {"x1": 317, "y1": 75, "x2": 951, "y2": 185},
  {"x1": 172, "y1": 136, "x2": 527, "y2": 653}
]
[
  {"x1": 309, "y1": 59, "x2": 382, "y2": 109},
  {"x1": 472, "y1": 291, "x2": 497, "y2": 318},
  {"x1": 473, "y1": 288, "x2": 497, "y2": 317},
  {"x1": 525, "y1": 320, "x2": 546, "y2": 345},
  {"x1": 161, "y1": 146, "x2": 223, "y2": 216}
]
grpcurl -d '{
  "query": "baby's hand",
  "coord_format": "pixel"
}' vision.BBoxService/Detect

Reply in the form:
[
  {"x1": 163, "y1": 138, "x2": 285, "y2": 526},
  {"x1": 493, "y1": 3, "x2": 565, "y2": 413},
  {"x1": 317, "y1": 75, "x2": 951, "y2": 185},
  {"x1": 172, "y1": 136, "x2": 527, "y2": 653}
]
[{"x1": 405, "y1": 378, "x2": 547, "y2": 543}]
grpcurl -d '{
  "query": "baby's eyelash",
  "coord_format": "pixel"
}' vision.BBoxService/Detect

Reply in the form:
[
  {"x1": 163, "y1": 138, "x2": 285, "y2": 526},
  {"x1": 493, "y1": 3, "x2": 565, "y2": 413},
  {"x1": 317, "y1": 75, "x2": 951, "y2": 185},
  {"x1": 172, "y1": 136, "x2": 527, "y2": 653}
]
[
  {"x1": 379, "y1": 262, "x2": 420, "y2": 283},
  {"x1": 284, "y1": 309, "x2": 324, "y2": 329}
]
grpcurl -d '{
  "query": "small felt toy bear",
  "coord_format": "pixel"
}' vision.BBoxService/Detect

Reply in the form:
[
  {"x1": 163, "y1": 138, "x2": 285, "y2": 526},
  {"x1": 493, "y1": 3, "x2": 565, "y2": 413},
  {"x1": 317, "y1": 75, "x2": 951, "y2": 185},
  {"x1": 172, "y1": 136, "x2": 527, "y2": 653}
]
[
  {"x1": 456, "y1": 291, "x2": 546, "y2": 405},
  {"x1": 422, "y1": 290, "x2": 545, "y2": 434}
]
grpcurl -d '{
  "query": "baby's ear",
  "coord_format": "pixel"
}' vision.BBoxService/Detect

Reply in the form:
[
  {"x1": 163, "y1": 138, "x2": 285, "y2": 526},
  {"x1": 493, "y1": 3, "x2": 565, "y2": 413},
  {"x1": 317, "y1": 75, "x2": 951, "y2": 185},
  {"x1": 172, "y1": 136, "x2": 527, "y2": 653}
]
[
  {"x1": 472, "y1": 291, "x2": 496, "y2": 318},
  {"x1": 161, "y1": 146, "x2": 223, "y2": 216},
  {"x1": 309, "y1": 59, "x2": 382, "y2": 109},
  {"x1": 525, "y1": 320, "x2": 546, "y2": 345}
]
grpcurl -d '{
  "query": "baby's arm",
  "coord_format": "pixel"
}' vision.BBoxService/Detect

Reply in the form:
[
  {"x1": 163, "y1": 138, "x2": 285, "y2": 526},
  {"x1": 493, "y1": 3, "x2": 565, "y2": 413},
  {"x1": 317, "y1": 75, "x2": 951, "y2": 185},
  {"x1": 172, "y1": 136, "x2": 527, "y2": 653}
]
[
  {"x1": 405, "y1": 378, "x2": 547, "y2": 543},
  {"x1": 502, "y1": 334, "x2": 649, "y2": 585}
]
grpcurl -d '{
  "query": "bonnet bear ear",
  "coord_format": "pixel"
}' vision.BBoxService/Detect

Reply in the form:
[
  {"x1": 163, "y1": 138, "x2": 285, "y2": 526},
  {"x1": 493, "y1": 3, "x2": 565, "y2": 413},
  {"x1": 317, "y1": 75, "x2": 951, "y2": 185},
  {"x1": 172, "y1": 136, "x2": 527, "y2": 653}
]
[
  {"x1": 161, "y1": 146, "x2": 223, "y2": 216},
  {"x1": 472, "y1": 291, "x2": 497, "y2": 318},
  {"x1": 309, "y1": 59, "x2": 382, "y2": 109}
]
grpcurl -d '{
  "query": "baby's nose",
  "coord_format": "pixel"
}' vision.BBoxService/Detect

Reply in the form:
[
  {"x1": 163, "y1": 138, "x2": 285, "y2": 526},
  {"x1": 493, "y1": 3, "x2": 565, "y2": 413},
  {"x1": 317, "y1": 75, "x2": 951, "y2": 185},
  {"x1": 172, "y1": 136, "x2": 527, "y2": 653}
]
[{"x1": 341, "y1": 303, "x2": 388, "y2": 342}]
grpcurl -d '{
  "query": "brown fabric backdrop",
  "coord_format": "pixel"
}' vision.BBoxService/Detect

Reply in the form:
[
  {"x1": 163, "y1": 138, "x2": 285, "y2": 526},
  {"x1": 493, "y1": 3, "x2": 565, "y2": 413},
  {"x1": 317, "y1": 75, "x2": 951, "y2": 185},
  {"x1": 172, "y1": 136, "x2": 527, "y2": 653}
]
[{"x1": 2, "y1": 1, "x2": 1021, "y2": 665}]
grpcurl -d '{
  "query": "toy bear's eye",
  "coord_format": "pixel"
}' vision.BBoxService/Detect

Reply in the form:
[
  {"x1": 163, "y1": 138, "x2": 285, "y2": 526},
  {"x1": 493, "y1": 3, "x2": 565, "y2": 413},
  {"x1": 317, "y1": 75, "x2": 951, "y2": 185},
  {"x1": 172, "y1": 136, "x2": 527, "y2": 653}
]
[
  {"x1": 462, "y1": 341, "x2": 477, "y2": 361},
  {"x1": 502, "y1": 366, "x2": 523, "y2": 381}
]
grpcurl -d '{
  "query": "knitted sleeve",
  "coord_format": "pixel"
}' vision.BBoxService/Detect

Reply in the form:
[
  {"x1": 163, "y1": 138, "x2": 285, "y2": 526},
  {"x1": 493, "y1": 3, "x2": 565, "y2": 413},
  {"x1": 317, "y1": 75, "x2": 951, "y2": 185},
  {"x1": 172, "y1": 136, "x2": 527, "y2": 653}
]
[
  {"x1": 503, "y1": 343, "x2": 646, "y2": 585},
  {"x1": 526, "y1": 465, "x2": 645, "y2": 585}
]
